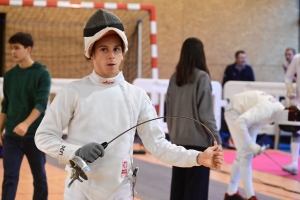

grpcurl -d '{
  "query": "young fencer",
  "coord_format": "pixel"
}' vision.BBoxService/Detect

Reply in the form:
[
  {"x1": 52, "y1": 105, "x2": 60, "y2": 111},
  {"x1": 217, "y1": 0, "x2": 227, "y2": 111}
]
[
  {"x1": 223, "y1": 90, "x2": 300, "y2": 200},
  {"x1": 34, "y1": 9, "x2": 224, "y2": 200}
]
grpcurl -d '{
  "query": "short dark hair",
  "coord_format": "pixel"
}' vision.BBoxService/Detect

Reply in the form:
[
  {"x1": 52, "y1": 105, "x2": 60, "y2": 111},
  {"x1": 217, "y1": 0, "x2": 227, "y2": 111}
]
[
  {"x1": 175, "y1": 37, "x2": 210, "y2": 86},
  {"x1": 235, "y1": 50, "x2": 245, "y2": 58},
  {"x1": 285, "y1": 47, "x2": 296, "y2": 55},
  {"x1": 8, "y1": 32, "x2": 34, "y2": 48}
]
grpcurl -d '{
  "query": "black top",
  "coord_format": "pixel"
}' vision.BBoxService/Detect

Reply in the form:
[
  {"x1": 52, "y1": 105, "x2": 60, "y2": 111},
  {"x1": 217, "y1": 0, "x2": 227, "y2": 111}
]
[{"x1": 222, "y1": 63, "x2": 255, "y2": 86}]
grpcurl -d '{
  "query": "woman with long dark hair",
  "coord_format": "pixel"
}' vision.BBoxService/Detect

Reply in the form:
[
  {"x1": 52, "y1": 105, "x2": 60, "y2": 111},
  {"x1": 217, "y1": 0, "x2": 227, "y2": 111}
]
[{"x1": 166, "y1": 37, "x2": 222, "y2": 200}]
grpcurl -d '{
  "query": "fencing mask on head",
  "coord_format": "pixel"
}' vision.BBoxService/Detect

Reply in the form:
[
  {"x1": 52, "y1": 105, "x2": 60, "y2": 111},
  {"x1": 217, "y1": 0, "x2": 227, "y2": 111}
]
[{"x1": 83, "y1": 9, "x2": 128, "y2": 58}]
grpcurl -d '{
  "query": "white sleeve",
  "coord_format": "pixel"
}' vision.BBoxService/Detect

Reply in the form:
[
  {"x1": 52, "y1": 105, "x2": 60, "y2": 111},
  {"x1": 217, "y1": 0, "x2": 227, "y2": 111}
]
[
  {"x1": 136, "y1": 92, "x2": 200, "y2": 167},
  {"x1": 35, "y1": 87, "x2": 81, "y2": 165},
  {"x1": 285, "y1": 56, "x2": 297, "y2": 95}
]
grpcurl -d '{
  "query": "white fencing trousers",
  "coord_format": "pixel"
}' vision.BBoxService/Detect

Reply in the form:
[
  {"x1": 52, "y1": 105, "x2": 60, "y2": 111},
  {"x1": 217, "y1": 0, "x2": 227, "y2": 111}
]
[{"x1": 225, "y1": 108, "x2": 260, "y2": 199}]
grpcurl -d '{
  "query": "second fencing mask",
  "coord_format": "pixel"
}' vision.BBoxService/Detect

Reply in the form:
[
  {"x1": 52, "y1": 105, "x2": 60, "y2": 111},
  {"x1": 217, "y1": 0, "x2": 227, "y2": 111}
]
[{"x1": 277, "y1": 105, "x2": 300, "y2": 132}]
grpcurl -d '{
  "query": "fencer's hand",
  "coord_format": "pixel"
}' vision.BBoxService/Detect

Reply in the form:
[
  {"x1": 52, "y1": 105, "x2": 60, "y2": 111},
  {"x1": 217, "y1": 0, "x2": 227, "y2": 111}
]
[
  {"x1": 75, "y1": 142, "x2": 105, "y2": 163},
  {"x1": 287, "y1": 92, "x2": 296, "y2": 99},
  {"x1": 248, "y1": 143, "x2": 264, "y2": 156},
  {"x1": 286, "y1": 87, "x2": 296, "y2": 99},
  {"x1": 197, "y1": 141, "x2": 223, "y2": 169},
  {"x1": 13, "y1": 122, "x2": 29, "y2": 136}
]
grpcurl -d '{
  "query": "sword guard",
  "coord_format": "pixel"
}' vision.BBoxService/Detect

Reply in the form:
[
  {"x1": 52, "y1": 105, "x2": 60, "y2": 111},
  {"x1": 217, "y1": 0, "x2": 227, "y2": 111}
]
[
  {"x1": 68, "y1": 156, "x2": 91, "y2": 188},
  {"x1": 67, "y1": 142, "x2": 108, "y2": 188}
]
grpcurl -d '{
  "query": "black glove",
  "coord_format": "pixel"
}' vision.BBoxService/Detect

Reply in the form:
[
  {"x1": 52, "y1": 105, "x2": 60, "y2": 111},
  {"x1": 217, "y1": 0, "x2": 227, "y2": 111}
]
[{"x1": 75, "y1": 142, "x2": 105, "y2": 163}]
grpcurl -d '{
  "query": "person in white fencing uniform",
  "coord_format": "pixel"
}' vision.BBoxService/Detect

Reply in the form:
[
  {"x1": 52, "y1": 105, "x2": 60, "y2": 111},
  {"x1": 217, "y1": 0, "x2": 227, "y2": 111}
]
[
  {"x1": 34, "y1": 9, "x2": 224, "y2": 200},
  {"x1": 224, "y1": 90, "x2": 285, "y2": 200},
  {"x1": 284, "y1": 53, "x2": 300, "y2": 175}
]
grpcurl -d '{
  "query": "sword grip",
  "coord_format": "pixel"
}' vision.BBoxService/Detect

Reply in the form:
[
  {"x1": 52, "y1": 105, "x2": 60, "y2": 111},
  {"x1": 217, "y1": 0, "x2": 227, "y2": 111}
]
[{"x1": 101, "y1": 142, "x2": 108, "y2": 149}]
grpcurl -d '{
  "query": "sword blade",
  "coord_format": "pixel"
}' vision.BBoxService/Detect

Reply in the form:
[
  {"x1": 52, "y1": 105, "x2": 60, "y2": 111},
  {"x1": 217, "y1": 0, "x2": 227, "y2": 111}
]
[{"x1": 263, "y1": 151, "x2": 283, "y2": 169}]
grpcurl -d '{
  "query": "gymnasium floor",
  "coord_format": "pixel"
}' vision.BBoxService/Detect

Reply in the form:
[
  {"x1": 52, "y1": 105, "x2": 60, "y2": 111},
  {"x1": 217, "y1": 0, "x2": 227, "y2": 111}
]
[
  {"x1": 133, "y1": 149, "x2": 300, "y2": 200},
  {"x1": 0, "y1": 147, "x2": 300, "y2": 200}
]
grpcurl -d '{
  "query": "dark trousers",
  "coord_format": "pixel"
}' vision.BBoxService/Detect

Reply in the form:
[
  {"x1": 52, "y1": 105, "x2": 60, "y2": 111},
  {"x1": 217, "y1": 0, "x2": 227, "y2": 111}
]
[
  {"x1": 170, "y1": 145, "x2": 210, "y2": 200},
  {"x1": 2, "y1": 135, "x2": 48, "y2": 200}
]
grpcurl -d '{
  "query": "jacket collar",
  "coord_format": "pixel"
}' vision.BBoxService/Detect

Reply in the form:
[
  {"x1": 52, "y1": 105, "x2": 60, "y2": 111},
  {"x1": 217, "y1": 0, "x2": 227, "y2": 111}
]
[{"x1": 90, "y1": 70, "x2": 124, "y2": 86}]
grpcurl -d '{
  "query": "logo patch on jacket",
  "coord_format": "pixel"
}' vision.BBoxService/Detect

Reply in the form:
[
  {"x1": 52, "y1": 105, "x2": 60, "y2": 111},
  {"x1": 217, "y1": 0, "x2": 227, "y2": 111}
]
[
  {"x1": 121, "y1": 158, "x2": 128, "y2": 178},
  {"x1": 102, "y1": 80, "x2": 115, "y2": 84},
  {"x1": 59, "y1": 145, "x2": 66, "y2": 155}
]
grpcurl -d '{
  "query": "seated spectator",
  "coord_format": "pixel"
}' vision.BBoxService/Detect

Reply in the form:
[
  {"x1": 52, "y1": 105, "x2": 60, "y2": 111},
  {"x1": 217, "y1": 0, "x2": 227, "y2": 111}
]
[
  {"x1": 283, "y1": 47, "x2": 296, "y2": 82},
  {"x1": 222, "y1": 50, "x2": 255, "y2": 86}
]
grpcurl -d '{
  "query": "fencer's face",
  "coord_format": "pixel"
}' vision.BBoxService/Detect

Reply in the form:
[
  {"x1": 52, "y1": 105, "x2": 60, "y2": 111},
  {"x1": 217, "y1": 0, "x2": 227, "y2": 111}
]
[
  {"x1": 10, "y1": 43, "x2": 31, "y2": 63},
  {"x1": 285, "y1": 50, "x2": 294, "y2": 63},
  {"x1": 91, "y1": 34, "x2": 124, "y2": 78}
]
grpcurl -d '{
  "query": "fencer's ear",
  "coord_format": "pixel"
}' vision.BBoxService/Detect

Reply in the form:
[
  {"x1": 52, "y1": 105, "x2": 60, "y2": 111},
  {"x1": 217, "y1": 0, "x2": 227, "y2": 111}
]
[{"x1": 90, "y1": 53, "x2": 95, "y2": 60}]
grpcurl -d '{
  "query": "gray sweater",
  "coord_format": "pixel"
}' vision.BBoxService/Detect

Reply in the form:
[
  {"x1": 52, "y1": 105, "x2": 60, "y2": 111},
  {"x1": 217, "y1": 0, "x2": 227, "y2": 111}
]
[{"x1": 166, "y1": 69, "x2": 221, "y2": 147}]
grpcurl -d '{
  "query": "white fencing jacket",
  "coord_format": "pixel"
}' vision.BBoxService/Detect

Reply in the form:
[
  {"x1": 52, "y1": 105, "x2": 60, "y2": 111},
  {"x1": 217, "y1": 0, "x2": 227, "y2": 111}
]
[
  {"x1": 229, "y1": 90, "x2": 284, "y2": 144},
  {"x1": 285, "y1": 53, "x2": 300, "y2": 103},
  {"x1": 35, "y1": 71, "x2": 200, "y2": 199}
]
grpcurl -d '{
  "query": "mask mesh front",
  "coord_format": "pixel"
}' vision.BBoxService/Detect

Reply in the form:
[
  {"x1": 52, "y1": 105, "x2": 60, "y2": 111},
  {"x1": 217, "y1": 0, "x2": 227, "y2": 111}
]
[{"x1": 85, "y1": 9, "x2": 123, "y2": 29}]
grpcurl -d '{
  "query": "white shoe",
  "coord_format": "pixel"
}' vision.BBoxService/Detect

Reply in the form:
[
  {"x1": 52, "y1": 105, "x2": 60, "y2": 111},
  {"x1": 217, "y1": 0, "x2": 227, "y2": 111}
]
[{"x1": 282, "y1": 164, "x2": 298, "y2": 175}]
